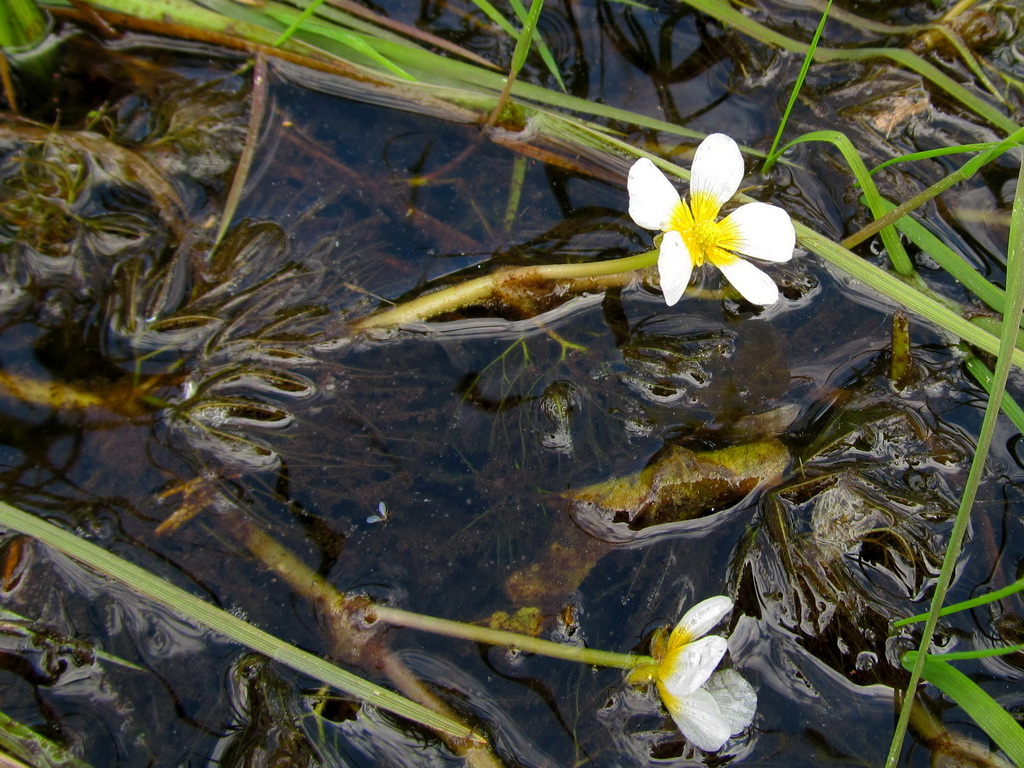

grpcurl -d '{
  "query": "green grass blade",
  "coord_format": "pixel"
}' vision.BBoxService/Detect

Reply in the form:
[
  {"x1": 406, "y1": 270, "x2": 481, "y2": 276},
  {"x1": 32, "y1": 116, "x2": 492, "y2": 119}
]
[
  {"x1": 869, "y1": 144, "x2": 996, "y2": 174},
  {"x1": 874, "y1": 198, "x2": 1007, "y2": 314},
  {"x1": 905, "y1": 644, "x2": 1024, "y2": 662},
  {"x1": 0, "y1": 706, "x2": 93, "y2": 768},
  {"x1": 763, "y1": 0, "x2": 832, "y2": 172},
  {"x1": 901, "y1": 655, "x2": 1024, "y2": 766},
  {"x1": 467, "y1": 0, "x2": 522, "y2": 40},
  {"x1": 266, "y1": 10, "x2": 416, "y2": 80},
  {"x1": 0, "y1": 500, "x2": 479, "y2": 742},
  {"x1": 800, "y1": 229, "x2": 1024, "y2": 369},
  {"x1": 506, "y1": 0, "x2": 565, "y2": 91},
  {"x1": 964, "y1": 357, "x2": 1024, "y2": 434},
  {"x1": 0, "y1": 0, "x2": 49, "y2": 50},
  {"x1": 269, "y1": 0, "x2": 327, "y2": 46},
  {"x1": 782, "y1": 130, "x2": 913, "y2": 274},
  {"x1": 509, "y1": 0, "x2": 545, "y2": 79},
  {"x1": 885, "y1": 136, "x2": 1024, "y2": 768},
  {"x1": 893, "y1": 574, "x2": 1024, "y2": 629},
  {"x1": 681, "y1": 0, "x2": 1019, "y2": 134}
]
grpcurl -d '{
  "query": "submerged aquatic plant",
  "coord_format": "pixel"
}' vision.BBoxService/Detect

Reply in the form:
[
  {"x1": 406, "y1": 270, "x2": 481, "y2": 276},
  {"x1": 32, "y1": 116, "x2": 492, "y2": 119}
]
[
  {"x1": 627, "y1": 134, "x2": 795, "y2": 306},
  {"x1": 627, "y1": 596, "x2": 756, "y2": 752}
]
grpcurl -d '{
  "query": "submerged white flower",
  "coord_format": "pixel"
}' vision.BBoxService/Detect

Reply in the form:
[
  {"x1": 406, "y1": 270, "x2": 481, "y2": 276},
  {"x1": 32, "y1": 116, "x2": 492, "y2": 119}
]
[
  {"x1": 628, "y1": 595, "x2": 757, "y2": 752},
  {"x1": 627, "y1": 134, "x2": 796, "y2": 306}
]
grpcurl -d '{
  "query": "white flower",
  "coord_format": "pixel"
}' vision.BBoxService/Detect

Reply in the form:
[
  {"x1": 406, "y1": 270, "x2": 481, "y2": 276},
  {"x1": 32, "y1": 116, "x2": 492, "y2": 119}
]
[
  {"x1": 627, "y1": 134, "x2": 796, "y2": 306},
  {"x1": 628, "y1": 595, "x2": 757, "y2": 752}
]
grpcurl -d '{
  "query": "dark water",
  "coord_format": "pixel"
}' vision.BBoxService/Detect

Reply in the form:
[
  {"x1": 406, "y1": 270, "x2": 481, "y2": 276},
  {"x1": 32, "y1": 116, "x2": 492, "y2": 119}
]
[{"x1": 1, "y1": 1, "x2": 1023, "y2": 766}]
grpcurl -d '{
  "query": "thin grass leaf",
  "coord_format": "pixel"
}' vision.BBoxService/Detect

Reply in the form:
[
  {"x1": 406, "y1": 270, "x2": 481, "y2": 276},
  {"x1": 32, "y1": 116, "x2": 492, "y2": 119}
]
[
  {"x1": 0, "y1": 0, "x2": 49, "y2": 50},
  {"x1": 885, "y1": 137, "x2": 1024, "y2": 768},
  {"x1": 509, "y1": 0, "x2": 545, "y2": 78},
  {"x1": 844, "y1": 127, "x2": 1024, "y2": 252},
  {"x1": 869, "y1": 143, "x2": 996, "y2": 174},
  {"x1": 0, "y1": 500, "x2": 480, "y2": 742},
  {"x1": 488, "y1": 0, "x2": 547, "y2": 126},
  {"x1": 781, "y1": 130, "x2": 913, "y2": 275},
  {"x1": 681, "y1": 0, "x2": 1019, "y2": 134},
  {"x1": 905, "y1": 644, "x2": 1024, "y2": 662},
  {"x1": 763, "y1": 0, "x2": 831, "y2": 173},
  {"x1": 0, "y1": 706, "x2": 93, "y2": 768},
  {"x1": 873, "y1": 198, "x2": 1007, "y2": 314},
  {"x1": 964, "y1": 357, "x2": 1024, "y2": 434},
  {"x1": 0, "y1": 606, "x2": 145, "y2": 671},
  {"x1": 506, "y1": 0, "x2": 565, "y2": 91},
  {"x1": 926, "y1": 25, "x2": 1004, "y2": 105},
  {"x1": 901, "y1": 655, "x2": 1024, "y2": 766},
  {"x1": 894, "y1": 573, "x2": 1024, "y2": 627},
  {"x1": 266, "y1": 10, "x2": 416, "y2": 80},
  {"x1": 801, "y1": 229, "x2": 1024, "y2": 370},
  {"x1": 270, "y1": 0, "x2": 328, "y2": 46}
]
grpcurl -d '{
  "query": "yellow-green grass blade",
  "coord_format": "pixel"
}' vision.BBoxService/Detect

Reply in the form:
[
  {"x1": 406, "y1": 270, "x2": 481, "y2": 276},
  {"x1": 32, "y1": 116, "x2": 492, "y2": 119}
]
[
  {"x1": 902, "y1": 654, "x2": 1024, "y2": 766},
  {"x1": 782, "y1": 130, "x2": 913, "y2": 275},
  {"x1": 886, "y1": 138, "x2": 1024, "y2": 768},
  {"x1": 0, "y1": 500, "x2": 480, "y2": 742},
  {"x1": 800, "y1": 228, "x2": 1024, "y2": 370},
  {"x1": 505, "y1": 0, "x2": 566, "y2": 91},
  {"x1": 893, "y1": 574, "x2": 1024, "y2": 628},
  {"x1": 682, "y1": 0, "x2": 1019, "y2": 134},
  {"x1": 875, "y1": 198, "x2": 1007, "y2": 314},
  {"x1": 0, "y1": 0, "x2": 49, "y2": 50},
  {"x1": 764, "y1": 0, "x2": 832, "y2": 171}
]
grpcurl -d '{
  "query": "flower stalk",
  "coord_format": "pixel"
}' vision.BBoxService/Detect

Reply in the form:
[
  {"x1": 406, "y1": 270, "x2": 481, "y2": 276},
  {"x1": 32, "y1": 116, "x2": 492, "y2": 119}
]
[
  {"x1": 371, "y1": 604, "x2": 654, "y2": 669},
  {"x1": 352, "y1": 250, "x2": 656, "y2": 330}
]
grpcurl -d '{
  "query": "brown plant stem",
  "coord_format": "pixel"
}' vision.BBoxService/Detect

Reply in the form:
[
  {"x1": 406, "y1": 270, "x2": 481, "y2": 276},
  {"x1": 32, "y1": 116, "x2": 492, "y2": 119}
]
[{"x1": 220, "y1": 509, "x2": 504, "y2": 765}]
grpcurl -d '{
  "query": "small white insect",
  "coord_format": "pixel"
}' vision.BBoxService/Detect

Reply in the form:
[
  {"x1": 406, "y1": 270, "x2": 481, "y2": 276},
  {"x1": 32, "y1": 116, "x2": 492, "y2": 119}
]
[{"x1": 366, "y1": 501, "x2": 389, "y2": 525}]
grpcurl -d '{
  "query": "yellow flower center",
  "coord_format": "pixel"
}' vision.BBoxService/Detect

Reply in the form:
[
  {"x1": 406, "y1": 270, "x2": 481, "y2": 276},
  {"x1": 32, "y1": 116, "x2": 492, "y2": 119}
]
[{"x1": 666, "y1": 191, "x2": 741, "y2": 268}]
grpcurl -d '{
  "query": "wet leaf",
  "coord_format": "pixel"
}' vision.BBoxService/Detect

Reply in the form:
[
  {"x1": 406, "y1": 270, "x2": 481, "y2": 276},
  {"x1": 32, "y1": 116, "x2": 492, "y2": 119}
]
[{"x1": 569, "y1": 438, "x2": 791, "y2": 529}]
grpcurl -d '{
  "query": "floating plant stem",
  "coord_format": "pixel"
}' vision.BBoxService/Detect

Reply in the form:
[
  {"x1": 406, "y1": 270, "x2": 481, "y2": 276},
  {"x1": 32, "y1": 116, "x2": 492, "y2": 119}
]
[
  {"x1": 370, "y1": 605, "x2": 654, "y2": 670},
  {"x1": 225, "y1": 507, "x2": 651, "y2": 669},
  {"x1": 215, "y1": 53, "x2": 268, "y2": 248},
  {"x1": 351, "y1": 250, "x2": 655, "y2": 330},
  {"x1": 503, "y1": 154, "x2": 527, "y2": 232},
  {"x1": 889, "y1": 311, "x2": 914, "y2": 389},
  {"x1": 0, "y1": 500, "x2": 480, "y2": 743}
]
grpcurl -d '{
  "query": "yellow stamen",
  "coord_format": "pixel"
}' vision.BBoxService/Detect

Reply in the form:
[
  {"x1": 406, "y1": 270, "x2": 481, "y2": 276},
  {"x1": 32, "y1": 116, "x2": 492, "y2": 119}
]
[
  {"x1": 667, "y1": 197, "x2": 729, "y2": 268},
  {"x1": 689, "y1": 190, "x2": 722, "y2": 224}
]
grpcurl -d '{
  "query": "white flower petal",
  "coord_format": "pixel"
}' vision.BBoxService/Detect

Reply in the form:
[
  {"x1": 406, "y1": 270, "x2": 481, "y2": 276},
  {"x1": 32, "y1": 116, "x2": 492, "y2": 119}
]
[
  {"x1": 656, "y1": 230, "x2": 693, "y2": 306},
  {"x1": 716, "y1": 257, "x2": 780, "y2": 306},
  {"x1": 689, "y1": 134, "x2": 744, "y2": 216},
  {"x1": 720, "y1": 202, "x2": 795, "y2": 262},
  {"x1": 673, "y1": 595, "x2": 733, "y2": 643},
  {"x1": 665, "y1": 687, "x2": 733, "y2": 752},
  {"x1": 659, "y1": 635, "x2": 727, "y2": 698},
  {"x1": 628, "y1": 158, "x2": 682, "y2": 231},
  {"x1": 705, "y1": 670, "x2": 757, "y2": 734}
]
